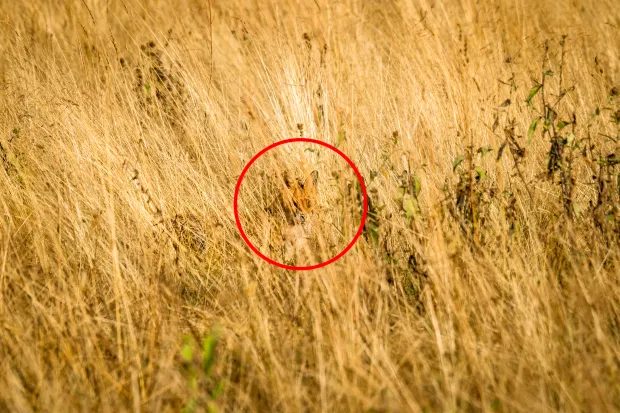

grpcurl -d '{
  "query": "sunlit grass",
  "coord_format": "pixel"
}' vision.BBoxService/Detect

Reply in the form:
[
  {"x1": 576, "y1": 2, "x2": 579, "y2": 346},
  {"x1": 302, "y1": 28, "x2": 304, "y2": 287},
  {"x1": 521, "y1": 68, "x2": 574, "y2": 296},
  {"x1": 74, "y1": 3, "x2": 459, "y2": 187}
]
[{"x1": 0, "y1": 0, "x2": 618, "y2": 411}]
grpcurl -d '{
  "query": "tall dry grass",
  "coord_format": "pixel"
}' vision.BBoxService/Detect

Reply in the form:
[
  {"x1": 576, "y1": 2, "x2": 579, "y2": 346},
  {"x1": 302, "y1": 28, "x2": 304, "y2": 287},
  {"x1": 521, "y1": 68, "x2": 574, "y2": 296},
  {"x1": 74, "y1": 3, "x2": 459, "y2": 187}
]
[{"x1": 0, "y1": 0, "x2": 619, "y2": 411}]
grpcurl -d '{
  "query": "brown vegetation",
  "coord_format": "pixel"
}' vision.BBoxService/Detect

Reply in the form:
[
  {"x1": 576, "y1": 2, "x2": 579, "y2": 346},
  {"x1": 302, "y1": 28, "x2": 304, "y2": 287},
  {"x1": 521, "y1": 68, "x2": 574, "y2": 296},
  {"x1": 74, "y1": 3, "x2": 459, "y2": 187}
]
[{"x1": 0, "y1": 0, "x2": 618, "y2": 411}]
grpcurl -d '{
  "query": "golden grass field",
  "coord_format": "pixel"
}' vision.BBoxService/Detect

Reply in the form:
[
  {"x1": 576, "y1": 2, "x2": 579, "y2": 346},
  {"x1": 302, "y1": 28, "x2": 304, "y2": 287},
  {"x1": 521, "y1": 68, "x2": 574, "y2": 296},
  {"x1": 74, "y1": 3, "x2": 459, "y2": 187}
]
[{"x1": 1, "y1": 0, "x2": 619, "y2": 411}]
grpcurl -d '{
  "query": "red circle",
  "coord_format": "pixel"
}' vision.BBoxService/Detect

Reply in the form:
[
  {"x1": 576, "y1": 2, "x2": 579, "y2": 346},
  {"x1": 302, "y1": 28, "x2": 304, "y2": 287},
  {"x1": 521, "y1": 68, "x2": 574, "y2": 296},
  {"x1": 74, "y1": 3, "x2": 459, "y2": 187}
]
[{"x1": 234, "y1": 138, "x2": 368, "y2": 271}]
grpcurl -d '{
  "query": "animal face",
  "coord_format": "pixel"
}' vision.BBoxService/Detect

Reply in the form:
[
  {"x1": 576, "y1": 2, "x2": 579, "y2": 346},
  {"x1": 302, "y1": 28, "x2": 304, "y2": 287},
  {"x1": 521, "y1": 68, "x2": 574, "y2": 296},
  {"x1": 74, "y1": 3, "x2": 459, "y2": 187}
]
[
  {"x1": 267, "y1": 170, "x2": 319, "y2": 263},
  {"x1": 279, "y1": 170, "x2": 319, "y2": 226}
]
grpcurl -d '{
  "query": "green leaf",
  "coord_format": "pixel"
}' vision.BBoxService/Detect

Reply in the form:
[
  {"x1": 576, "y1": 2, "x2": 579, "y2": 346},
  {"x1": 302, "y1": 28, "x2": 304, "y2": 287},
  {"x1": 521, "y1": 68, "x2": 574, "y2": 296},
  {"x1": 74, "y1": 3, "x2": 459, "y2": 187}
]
[
  {"x1": 211, "y1": 380, "x2": 225, "y2": 399},
  {"x1": 182, "y1": 398, "x2": 197, "y2": 413},
  {"x1": 543, "y1": 69, "x2": 554, "y2": 77},
  {"x1": 412, "y1": 175, "x2": 421, "y2": 198},
  {"x1": 477, "y1": 146, "x2": 493, "y2": 157},
  {"x1": 452, "y1": 155, "x2": 464, "y2": 172},
  {"x1": 525, "y1": 84, "x2": 542, "y2": 105},
  {"x1": 207, "y1": 402, "x2": 220, "y2": 413},
  {"x1": 202, "y1": 333, "x2": 219, "y2": 375},
  {"x1": 189, "y1": 375, "x2": 198, "y2": 390},
  {"x1": 402, "y1": 194, "x2": 418, "y2": 220},
  {"x1": 557, "y1": 120, "x2": 569, "y2": 130},
  {"x1": 475, "y1": 167, "x2": 487, "y2": 180},
  {"x1": 528, "y1": 118, "x2": 539, "y2": 141},
  {"x1": 364, "y1": 221, "x2": 380, "y2": 243},
  {"x1": 181, "y1": 337, "x2": 194, "y2": 362}
]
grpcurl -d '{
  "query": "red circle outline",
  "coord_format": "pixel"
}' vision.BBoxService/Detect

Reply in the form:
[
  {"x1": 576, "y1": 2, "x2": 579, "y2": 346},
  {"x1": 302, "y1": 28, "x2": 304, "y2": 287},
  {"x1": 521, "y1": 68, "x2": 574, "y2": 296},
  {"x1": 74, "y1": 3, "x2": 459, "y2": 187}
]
[{"x1": 233, "y1": 138, "x2": 368, "y2": 271}]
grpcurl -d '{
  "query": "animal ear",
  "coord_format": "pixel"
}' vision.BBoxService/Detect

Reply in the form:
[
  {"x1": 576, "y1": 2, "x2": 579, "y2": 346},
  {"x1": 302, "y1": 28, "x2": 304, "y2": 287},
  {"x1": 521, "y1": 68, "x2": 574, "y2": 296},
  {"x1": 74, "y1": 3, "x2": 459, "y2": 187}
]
[
  {"x1": 303, "y1": 170, "x2": 318, "y2": 190},
  {"x1": 283, "y1": 170, "x2": 294, "y2": 188}
]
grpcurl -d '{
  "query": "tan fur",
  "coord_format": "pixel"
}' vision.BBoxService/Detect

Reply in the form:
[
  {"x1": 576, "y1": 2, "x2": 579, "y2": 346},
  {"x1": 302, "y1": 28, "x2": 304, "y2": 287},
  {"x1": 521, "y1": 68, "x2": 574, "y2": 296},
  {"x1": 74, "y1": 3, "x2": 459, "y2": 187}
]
[{"x1": 268, "y1": 170, "x2": 319, "y2": 263}]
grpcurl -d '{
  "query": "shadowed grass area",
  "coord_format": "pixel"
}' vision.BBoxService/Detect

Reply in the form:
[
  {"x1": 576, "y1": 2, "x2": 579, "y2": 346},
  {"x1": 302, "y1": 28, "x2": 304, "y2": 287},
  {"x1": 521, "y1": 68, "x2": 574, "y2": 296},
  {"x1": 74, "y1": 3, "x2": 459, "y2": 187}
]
[{"x1": 0, "y1": 0, "x2": 618, "y2": 411}]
